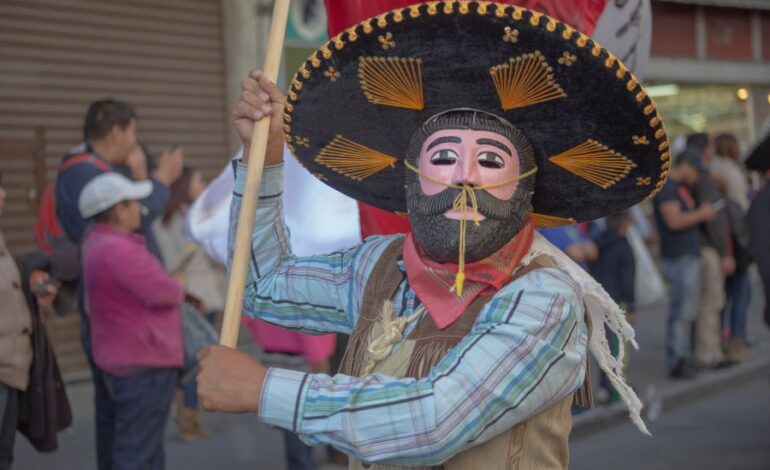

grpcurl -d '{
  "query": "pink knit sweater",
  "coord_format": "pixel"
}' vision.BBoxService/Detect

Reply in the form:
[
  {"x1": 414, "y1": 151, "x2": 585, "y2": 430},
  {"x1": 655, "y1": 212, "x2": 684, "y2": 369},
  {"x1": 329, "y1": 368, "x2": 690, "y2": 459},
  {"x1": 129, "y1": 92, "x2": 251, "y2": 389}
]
[{"x1": 83, "y1": 224, "x2": 184, "y2": 376}]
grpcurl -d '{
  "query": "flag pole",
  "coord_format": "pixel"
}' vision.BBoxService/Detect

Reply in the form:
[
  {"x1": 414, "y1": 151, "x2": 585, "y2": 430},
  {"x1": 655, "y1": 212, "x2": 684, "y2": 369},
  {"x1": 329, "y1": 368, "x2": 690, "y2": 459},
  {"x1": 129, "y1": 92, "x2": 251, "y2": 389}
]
[{"x1": 219, "y1": 0, "x2": 291, "y2": 347}]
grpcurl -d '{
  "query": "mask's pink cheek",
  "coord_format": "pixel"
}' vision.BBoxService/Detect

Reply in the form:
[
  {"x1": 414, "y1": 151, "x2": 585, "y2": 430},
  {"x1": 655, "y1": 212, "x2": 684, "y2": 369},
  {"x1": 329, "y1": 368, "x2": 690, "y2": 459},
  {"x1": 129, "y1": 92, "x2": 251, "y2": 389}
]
[
  {"x1": 485, "y1": 184, "x2": 518, "y2": 200},
  {"x1": 419, "y1": 175, "x2": 447, "y2": 195},
  {"x1": 417, "y1": 154, "x2": 456, "y2": 195}
]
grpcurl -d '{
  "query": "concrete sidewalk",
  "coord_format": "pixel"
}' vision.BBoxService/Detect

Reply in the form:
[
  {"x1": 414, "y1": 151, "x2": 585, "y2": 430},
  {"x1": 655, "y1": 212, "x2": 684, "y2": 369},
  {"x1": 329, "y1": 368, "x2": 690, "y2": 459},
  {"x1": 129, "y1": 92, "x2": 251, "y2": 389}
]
[{"x1": 13, "y1": 272, "x2": 769, "y2": 469}]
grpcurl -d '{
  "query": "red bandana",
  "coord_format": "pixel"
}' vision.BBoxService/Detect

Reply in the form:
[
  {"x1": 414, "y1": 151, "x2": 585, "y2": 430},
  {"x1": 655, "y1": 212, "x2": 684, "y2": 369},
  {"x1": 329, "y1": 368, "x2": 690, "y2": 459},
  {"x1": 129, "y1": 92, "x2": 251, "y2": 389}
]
[{"x1": 403, "y1": 219, "x2": 535, "y2": 329}]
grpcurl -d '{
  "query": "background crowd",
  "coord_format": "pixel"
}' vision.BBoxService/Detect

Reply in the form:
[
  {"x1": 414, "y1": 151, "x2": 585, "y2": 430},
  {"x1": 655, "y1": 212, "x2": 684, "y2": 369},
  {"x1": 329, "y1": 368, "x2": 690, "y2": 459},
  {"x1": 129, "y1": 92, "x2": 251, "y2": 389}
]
[{"x1": 540, "y1": 130, "x2": 770, "y2": 396}]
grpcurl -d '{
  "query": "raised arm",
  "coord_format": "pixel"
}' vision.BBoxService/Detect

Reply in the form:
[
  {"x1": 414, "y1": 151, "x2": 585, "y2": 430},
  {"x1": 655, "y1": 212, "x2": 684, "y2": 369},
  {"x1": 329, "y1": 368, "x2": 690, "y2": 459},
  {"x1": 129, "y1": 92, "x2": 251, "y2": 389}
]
[
  {"x1": 659, "y1": 199, "x2": 715, "y2": 232},
  {"x1": 229, "y1": 162, "x2": 392, "y2": 335},
  {"x1": 228, "y1": 69, "x2": 392, "y2": 335}
]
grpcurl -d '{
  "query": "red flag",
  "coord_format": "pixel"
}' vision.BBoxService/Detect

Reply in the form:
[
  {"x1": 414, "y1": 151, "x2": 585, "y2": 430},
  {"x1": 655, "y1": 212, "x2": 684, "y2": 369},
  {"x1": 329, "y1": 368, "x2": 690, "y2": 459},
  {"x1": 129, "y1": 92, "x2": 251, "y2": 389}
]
[
  {"x1": 357, "y1": 202, "x2": 411, "y2": 238},
  {"x1": 324, "y1": 0, "x2": 608, "y2": 237},
  {"x1": 325, "y1": 0, "x2": 606, "y2": 36}
]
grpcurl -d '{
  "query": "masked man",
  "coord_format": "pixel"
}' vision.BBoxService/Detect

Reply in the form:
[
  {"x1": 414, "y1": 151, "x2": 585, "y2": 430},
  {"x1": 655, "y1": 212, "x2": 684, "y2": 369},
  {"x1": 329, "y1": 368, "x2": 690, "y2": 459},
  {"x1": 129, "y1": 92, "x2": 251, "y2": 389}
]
[{"x1": 198, "y1": 3, "x2": 669, "y2": 468}]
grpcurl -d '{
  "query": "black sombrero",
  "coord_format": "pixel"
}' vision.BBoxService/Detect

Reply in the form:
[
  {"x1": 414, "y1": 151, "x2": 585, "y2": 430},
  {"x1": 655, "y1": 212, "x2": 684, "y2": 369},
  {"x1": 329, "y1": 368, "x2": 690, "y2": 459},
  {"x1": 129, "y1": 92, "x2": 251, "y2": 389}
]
[
  {"x1": 744, "y1": 119, "x2": 770, "y2": 173},
  {"x1": 283, "y1": 1, "x2": 670, "y2": 226}
]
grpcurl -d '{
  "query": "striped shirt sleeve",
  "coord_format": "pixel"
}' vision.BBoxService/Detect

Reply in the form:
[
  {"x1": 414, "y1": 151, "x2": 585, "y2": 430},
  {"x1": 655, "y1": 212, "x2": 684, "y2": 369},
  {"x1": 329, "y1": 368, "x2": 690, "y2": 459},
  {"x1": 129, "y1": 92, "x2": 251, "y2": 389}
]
[
  {"x1": 259, "y1": 267, "x2": 589, "y2": 467},
  {"x1": 230, "y1": 162, "x2": 394, "y2": 335}
]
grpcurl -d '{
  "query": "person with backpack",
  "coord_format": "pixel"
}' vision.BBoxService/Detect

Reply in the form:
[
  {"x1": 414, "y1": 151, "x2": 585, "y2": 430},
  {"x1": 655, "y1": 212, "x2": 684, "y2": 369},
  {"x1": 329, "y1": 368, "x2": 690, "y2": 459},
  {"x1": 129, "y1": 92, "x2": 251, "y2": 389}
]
[
  {"x1": 56, "y1": 100, "x2": 182, "y2": 259},
  {"x1": 54, "y1": 99, "x2": 182, "y2": 470}
]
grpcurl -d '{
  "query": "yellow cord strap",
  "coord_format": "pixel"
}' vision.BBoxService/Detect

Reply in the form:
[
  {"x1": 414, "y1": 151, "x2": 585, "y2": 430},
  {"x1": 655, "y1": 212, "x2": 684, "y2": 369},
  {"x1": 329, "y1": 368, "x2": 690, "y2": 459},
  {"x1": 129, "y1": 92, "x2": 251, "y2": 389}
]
[{"x1": 404, "y1": 160, "x2": 537, "y2": 296}]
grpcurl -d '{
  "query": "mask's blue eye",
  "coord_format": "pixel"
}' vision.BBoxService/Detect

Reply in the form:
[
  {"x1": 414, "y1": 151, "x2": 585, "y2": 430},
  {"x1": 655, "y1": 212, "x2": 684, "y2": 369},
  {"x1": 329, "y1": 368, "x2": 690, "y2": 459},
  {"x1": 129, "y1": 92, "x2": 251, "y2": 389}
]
[
  {"x1": 477, "y1": 152, "x2": 505, "y2": 169},
  {"x1": 429, "y1": 149, "x2": 458, "y2": 165}
]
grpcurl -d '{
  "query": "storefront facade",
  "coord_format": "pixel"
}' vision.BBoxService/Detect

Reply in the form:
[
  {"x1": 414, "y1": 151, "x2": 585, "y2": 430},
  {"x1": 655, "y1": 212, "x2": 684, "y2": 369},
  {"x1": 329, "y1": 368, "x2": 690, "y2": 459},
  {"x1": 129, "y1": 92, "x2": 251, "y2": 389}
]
[{"x1": 646, "y1": 0, "x2": 770, "y2": 149}]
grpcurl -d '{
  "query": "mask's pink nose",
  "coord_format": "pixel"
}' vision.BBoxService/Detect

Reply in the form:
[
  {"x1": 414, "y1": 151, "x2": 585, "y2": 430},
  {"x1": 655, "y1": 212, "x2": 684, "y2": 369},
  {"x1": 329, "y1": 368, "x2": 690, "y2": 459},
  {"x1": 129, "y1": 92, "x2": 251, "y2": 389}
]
[{"x1": 450, "y1": 157, "x2": 481, "y2": 187}]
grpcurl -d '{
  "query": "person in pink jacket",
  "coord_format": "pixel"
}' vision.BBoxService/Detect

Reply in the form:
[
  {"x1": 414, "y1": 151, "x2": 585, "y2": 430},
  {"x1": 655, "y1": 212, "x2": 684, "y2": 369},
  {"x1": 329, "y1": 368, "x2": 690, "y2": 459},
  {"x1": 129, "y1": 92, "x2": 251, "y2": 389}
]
[{"x1": 80, "y1": 172, "x2": 184, "y2": 470}]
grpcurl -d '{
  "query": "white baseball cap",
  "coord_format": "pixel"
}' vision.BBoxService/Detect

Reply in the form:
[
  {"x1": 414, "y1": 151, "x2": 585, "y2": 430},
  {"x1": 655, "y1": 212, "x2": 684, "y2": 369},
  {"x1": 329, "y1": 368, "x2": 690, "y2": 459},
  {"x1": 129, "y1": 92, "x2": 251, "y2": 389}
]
[{"x1": 78, "y1": 172, "x2": 152, "y2": 218}]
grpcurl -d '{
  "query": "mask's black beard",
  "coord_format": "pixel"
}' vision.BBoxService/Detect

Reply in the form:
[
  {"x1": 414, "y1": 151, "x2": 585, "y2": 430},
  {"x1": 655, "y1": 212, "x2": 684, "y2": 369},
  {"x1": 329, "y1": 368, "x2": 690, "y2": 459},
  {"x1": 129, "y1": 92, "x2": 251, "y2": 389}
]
[{"x1": 406, "y1": 182, "x2": 531, "y2": 263}]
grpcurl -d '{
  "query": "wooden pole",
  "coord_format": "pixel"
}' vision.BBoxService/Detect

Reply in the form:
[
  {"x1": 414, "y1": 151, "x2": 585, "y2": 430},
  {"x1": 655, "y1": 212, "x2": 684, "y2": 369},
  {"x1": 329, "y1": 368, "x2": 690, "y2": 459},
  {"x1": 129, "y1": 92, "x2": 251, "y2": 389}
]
[{"x1": 219, "y1": 0, "x2": 291, "y2": 348}]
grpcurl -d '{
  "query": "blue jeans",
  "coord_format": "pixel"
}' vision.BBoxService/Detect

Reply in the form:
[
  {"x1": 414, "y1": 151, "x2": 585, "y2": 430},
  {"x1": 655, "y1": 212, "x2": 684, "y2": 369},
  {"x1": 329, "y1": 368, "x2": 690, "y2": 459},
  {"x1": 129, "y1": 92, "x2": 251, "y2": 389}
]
[
  {"x1": 92, "y1": 362, "x2": 116, "y2": 470},
  {"x1": 102, "y1": 369, "x2": 178, "y2": 470},
  {"x1": 180, "y1": 306, "x2": 218, "y2": 409},
  {"x1": 723, "y1": 270, "x2": 751, "y2": 340},
  {"x1": 182, "y1": 380, "x2": 198, "y2": 409},
  {"x1": 79, "y1": 302, "x2": 115, "y2": 470},
  {"x1": 282, "y1": 429, "x2": 316, "y2": 470},
  {"x1": 661, "y1": 255, "x2": 702, "y2": 369},
  {"x1": 0, "y1": 383, "x2": 18, "y2": 470}
]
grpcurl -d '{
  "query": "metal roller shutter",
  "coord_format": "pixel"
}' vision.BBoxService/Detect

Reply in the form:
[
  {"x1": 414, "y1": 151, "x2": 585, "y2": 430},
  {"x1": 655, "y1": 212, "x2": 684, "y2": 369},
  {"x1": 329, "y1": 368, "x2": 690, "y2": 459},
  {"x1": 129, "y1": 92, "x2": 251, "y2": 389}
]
[{"x1": 0, "y1": 0, "x2": 230, "y2": 249}]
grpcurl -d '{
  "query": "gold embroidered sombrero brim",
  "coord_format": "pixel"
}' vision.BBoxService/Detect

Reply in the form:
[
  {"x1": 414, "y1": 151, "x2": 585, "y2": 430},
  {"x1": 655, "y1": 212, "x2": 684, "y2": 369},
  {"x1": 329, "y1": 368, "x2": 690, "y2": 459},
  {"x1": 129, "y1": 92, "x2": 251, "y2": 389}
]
[{"x1": 283, "y1": 1, "x2": 670, "y2": 226}]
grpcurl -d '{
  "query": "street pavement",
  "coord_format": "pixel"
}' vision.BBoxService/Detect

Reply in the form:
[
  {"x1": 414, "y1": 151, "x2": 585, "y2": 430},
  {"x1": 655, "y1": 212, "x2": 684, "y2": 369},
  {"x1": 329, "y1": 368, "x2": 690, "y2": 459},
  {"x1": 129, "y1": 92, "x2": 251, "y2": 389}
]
[
  {"x1": 570, "y1": 374, "x2": 770, "y2": 470},
  {"x1": 13, "y1": 269, "x2": 770, "y2": 469},
  {"x1": 13, "y1": 379, "x2": 292, "y2": 470}
]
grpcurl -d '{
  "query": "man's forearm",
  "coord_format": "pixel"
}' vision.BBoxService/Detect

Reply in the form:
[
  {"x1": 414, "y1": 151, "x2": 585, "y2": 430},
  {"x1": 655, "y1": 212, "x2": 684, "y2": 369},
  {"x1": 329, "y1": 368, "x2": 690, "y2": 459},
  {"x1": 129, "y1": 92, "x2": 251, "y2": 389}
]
[
  {"x1": 229, "y1": 162, "x2": 288, "y2": 279},
  {"x1": 664, "y1": 209, "x2": 703, "y2": 231}
]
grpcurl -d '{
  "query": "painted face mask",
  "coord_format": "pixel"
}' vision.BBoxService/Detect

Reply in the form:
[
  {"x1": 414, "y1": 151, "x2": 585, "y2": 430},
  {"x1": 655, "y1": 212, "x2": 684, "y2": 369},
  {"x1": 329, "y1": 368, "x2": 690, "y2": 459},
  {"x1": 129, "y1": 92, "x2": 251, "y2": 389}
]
[{"x1": 405, "y1": 110, "x2": 537, "y2": 292}]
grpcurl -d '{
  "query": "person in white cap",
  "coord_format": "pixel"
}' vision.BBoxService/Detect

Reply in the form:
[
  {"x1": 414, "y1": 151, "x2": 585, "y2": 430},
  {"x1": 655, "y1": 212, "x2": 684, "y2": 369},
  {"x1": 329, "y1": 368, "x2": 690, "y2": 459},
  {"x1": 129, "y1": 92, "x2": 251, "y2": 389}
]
[{"x1": 79, "y1": 172, "x2": 185, "y2": 470}]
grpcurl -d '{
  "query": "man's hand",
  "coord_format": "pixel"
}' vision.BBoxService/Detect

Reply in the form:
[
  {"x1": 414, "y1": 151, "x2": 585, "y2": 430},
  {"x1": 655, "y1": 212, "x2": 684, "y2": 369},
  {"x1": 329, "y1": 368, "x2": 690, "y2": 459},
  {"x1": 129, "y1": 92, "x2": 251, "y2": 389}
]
[
  {"x1": 582, "y1": 241, "x2": 599, "y2": 262},
  {"x1": 721, "y1": 256, "x2": 736, "y2": 276},
  {"x1": 197, "y1": 345, "x2": 267, "y2": 413},
  {"x1": 173, "y1": 273, "x2": 186, "y2": 289},
  {"x1": 697, "y1": 202, "x2": 717, "y2": 222},
  {"x1": 153, "y1": 146, "x2": 184, "y2": 186},
  {"x1": 233, "y1": 69, "x2": 285, "y2": 166},
  {"x1": 310, "y1": 359, "x2": 331, "y2": 375},
  {"x1": 565, "y1": 241, "x2": 598, "y2": 264},
  {"x1": 29, "y1": 270, "x2": 59, "y2": 317},
  {"x1": 125, "y1": 145, "x2": 149, "y2": 181}
]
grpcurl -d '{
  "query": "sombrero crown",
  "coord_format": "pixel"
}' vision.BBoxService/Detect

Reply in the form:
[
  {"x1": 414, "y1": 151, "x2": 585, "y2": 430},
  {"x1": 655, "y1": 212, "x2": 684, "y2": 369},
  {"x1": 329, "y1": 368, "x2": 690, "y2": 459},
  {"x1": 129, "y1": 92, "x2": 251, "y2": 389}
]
[{"x1": 283, "y1": 1, "x2": 670, "y2": 226}]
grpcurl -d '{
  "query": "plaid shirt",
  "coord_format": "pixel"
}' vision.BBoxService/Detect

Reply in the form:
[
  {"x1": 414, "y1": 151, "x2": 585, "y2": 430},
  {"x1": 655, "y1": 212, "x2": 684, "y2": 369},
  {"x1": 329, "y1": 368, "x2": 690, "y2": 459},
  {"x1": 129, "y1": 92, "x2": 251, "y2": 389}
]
[{"x1": 231, "y1": 163, "x2": 588, "y2": 467}]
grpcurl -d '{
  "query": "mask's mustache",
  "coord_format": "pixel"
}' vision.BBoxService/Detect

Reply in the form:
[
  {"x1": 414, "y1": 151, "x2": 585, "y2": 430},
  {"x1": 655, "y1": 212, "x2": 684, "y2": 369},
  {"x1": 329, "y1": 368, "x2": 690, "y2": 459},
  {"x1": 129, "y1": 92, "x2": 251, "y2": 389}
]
[{"x1": 410, "y1": 185, "x2": 517, "y2": 220}]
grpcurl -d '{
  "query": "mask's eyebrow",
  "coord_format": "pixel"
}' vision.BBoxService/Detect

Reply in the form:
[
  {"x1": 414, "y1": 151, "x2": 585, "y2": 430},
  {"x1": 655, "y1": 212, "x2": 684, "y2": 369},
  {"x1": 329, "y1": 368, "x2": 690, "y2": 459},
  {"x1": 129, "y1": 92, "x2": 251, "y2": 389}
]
[
  {"x1": 426, "y1": 135, "x2": 461, "y2": 151},
  {"x1": 476, "y1": 138, "x2": 512, "y2": 157}
]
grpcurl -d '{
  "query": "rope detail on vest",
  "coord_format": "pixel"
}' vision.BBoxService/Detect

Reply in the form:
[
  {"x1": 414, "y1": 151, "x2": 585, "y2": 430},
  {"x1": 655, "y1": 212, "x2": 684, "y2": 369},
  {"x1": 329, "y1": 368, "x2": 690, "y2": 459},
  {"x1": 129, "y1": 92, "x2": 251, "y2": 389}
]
[{"x1": 362, "y1": 300, "x2": 425, "y2": 375}]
